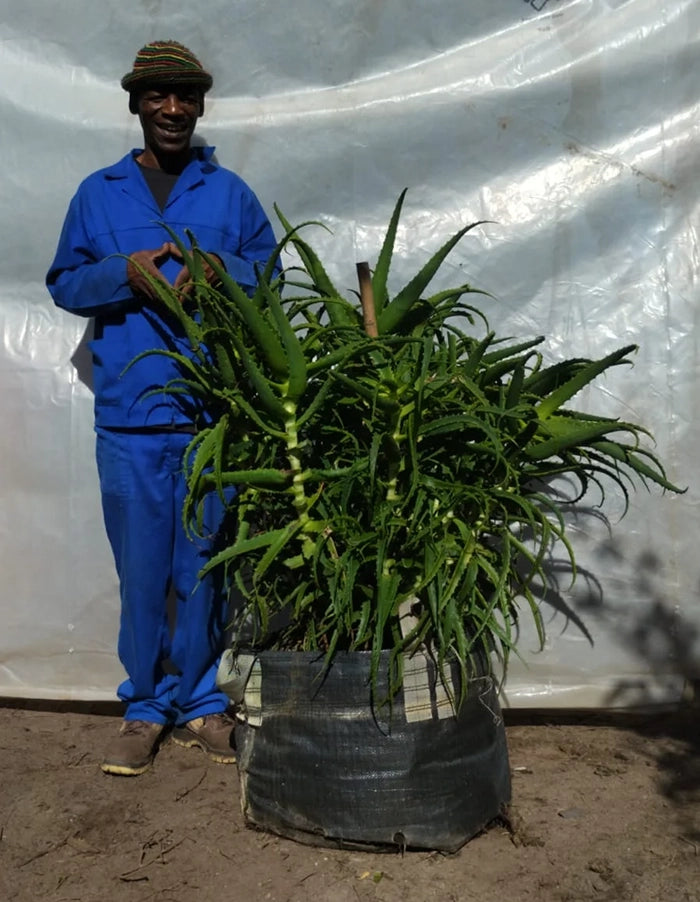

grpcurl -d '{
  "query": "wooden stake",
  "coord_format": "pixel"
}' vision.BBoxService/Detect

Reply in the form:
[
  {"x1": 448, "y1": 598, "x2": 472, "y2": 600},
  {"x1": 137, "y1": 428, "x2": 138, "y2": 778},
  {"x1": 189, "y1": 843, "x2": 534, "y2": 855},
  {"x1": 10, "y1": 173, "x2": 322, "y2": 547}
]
[{"x1": 356, "y1": 261, "x2": 378, "y2": 338}]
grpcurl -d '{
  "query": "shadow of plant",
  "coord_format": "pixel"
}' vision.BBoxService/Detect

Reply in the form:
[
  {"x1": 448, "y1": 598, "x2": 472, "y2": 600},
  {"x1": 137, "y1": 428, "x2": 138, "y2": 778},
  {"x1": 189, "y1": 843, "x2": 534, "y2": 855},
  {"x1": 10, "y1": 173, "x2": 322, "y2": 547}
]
[
  {"x1": 577, "y1": 537, "x2": 700, "y2": 699},
  {"x1": 597, "y1": 545, "x2": 700, "y2": 842},
  {"x1": 638, "y1": 706, "x2": 700, "y2": 844},
  {"x1": 529, "y1": 518, "x2": 700, "y2": 842}
]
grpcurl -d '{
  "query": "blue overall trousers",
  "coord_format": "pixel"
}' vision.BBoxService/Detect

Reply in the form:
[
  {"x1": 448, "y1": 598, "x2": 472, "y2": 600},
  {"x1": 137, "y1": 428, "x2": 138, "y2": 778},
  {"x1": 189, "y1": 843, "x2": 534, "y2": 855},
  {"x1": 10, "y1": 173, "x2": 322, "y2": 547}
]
[{"x1": 96, "y1": 427, "x2": 231, "y2": 725}]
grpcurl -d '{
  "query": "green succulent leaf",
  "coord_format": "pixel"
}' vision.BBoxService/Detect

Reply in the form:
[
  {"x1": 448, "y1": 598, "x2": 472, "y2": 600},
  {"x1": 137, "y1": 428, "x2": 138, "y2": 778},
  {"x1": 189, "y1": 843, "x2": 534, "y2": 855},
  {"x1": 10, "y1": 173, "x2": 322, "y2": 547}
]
[
  {"x1": 371, "y1": 188, "x2": 408, "y2": 316},
  {"x1": 377, "y1": 220, "x2": 488, "y2": 335},
  {"x1": 536, "y1": 345, "x2": 637, "y2": 419}
]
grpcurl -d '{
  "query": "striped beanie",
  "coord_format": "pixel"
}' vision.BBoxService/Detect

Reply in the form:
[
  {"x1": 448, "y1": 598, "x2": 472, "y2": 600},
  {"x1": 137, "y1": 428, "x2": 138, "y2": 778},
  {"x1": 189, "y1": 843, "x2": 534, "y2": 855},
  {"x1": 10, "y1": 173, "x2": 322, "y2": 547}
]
[{"x1": 121, "y1": 40, "x2": 213, "y2": 93}]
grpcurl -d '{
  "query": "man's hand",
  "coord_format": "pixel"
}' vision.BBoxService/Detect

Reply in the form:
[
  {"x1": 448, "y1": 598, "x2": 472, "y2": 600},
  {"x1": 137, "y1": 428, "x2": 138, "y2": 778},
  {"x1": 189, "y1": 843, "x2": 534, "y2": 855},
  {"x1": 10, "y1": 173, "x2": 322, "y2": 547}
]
[
  {"x1": 173, "y1": 251, "x2": 223, "y2": 296},
  {"x1": 128, "y1": 242, "x2": 224, "y2": 306},
  {"x1": 127, "y1": 242, "x2": 174, "y2": 303}
]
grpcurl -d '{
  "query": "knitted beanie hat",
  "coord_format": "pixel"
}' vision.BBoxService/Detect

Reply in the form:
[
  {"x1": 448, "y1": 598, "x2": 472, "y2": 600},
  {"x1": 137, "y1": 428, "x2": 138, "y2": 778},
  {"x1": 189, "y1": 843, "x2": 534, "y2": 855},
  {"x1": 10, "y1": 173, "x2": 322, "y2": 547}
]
[{"x1": 121, "y1": 40, "x2": 213, "y2": 93}]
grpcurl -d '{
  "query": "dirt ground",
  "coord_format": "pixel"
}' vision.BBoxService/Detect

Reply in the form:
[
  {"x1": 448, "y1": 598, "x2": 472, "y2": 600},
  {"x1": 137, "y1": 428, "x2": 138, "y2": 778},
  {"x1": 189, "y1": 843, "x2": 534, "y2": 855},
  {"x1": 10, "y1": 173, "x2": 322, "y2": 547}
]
[{"x1": 1, "y1": 702, "x2": 698, "y2": 902}]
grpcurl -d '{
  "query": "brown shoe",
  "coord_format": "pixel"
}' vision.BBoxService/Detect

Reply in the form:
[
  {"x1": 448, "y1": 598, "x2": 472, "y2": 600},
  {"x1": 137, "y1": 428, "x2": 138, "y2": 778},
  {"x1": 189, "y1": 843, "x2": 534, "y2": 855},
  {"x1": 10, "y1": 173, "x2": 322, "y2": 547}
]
[
  {"x1": 172, "y1": 713, "x2": 236, "y2": 763},
  {"x1": 101, "y1": 720, "x2": 164, "y2": 776}
]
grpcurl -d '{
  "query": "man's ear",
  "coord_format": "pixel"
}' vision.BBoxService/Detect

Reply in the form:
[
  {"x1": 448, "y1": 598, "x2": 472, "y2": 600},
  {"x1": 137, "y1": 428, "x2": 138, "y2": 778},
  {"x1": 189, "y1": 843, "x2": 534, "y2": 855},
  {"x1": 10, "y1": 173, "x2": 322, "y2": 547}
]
[
  {"x1": 199, "y1": 94, "x2": 205, "y2": 117},
  {"x1": 128, "y1": 93, "x2": 139, "y2": 115}
]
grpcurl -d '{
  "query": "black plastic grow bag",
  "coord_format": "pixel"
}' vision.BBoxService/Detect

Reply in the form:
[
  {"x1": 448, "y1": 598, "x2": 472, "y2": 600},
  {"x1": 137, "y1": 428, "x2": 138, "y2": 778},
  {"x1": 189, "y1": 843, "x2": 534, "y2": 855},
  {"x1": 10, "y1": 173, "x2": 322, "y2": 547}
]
[{"x1": 218, "y1": 649, "x2": 510, "y2": 852}]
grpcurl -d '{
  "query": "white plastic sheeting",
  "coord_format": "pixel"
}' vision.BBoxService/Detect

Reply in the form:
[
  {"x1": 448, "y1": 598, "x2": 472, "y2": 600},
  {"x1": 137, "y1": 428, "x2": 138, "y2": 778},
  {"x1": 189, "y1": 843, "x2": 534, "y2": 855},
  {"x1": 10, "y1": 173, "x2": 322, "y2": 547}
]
[{"x1": 1, "y1": 0, "x2": 697, "y2": 706}]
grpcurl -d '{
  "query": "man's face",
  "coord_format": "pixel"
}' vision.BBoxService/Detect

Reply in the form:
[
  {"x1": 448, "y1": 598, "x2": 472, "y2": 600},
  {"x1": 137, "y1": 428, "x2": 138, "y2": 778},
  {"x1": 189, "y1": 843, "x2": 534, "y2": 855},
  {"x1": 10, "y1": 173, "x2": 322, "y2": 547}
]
[{"x1": 136, "y1": 84, "x2": 202, "y2": 158}]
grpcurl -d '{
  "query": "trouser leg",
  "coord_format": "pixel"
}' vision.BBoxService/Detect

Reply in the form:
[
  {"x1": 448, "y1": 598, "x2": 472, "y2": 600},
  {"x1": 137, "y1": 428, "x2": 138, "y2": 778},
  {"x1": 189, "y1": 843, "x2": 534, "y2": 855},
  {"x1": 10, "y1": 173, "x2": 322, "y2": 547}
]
[
  {"x1": 96, "y1": 427, "x2": 232, "y2": 724},
  {"x1": 170, "y1": 446, "x2": 232, "y2": 725},
  {"x1": 96, "y1": 427, "x2": 177, "y2": 723}
]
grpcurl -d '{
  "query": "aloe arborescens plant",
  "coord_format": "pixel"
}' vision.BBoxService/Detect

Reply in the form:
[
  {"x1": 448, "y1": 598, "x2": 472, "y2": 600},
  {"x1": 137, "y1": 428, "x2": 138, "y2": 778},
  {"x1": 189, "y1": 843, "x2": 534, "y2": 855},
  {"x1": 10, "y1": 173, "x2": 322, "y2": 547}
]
[{"x1": 132, "y1": 190, "x2": 681, "y2": 699}]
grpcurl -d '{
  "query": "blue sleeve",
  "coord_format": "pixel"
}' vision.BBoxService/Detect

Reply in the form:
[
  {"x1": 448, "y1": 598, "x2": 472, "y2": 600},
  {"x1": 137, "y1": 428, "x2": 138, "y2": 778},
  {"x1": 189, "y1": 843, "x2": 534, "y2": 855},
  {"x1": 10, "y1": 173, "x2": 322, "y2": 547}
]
[
  {"x1": 213, "y1": 188, "x2": 282, "y2": 293},
  {"x1": 46, "y1": 189, "x2": 136, "y2": 317}
]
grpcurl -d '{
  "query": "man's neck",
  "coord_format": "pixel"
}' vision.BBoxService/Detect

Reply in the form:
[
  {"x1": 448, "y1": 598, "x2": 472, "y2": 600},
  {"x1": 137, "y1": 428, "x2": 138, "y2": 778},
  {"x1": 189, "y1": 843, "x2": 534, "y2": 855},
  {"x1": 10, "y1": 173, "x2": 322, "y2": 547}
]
[{"x1": 136, "y1": 146, "x2": 192, "y2": 175}]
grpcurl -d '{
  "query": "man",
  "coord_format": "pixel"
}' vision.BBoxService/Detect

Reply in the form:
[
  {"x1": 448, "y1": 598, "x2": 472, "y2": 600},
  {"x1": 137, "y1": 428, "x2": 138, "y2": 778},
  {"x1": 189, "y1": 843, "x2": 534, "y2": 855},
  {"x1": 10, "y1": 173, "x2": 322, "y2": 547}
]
[{"x1": 46, "y1": 41, "x2": 279, "y2": 776}]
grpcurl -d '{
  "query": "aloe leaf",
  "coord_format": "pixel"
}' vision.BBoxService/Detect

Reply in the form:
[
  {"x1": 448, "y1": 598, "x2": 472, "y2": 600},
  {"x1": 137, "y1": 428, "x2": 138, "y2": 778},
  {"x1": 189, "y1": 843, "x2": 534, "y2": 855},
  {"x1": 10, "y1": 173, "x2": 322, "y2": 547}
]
[
  {"x1": 199, "y1": 254, "x2": 289, "y2": 380},
  {"x1": 441, "y1": 524, "x2": 477, "y2": 607},
  {"x1": 552, "y1": 408, "x2": 625, "y2": 425},
  {"x1": 120, "y1": 253, "x2": 205, "y2": 352},
  {"x1": 481, "y1": 351, "x2": 541, "y2": 386},
  {"x1": 122, "y1": 348, "x2": 210, "y2": 387},
  {"x1": 152, "y1": 225, "x2": 199, "y2": 292},
  {"x1": 462, "y1": 331, "x2": 497, "y2": 378},
  {"x1": 514, "y1": 583, "x2": 546, "y2": 651},
  {"x1": 522, "y1": 358, "x2": 587, "y2": 396},
  {"x1": 224, "y1": 330, "x2": 287, "y2": 421},
  {"x1": 527, "y1": 415, "x2": 641, "y2": 460},
  {"x1": 186, "y1": 416, "x2": 227, "y2": 498},
  {"x1": 424, "y1": 284, "x2": 491, "y2": 313},
  {"x1": 536, "y1": 345, "x2": 637, "y2": 419},
  {"x1": 305, "y1": 461, "x2": 368, "y2": 482},
  {"x1": 371, "y1": 188, "x2": 408, "y2": 316},
  {"x1": 199, "y1": 527, "x2": 290, "y2": 577},
  {"x1": 482, "y1": 336, "x2": 545, "y2": 366},
  {"x1": 226, "y1": 390, "x2": 288, "y2": 439},
  {"x1": 249, "y1": 224, "x2": 297, "y2": 288},
  {"x1": 255, "y1": 521, "x2": 305, "y2": 580},
  {"x1": 588, "y1": 440, "x2": 684, "y2": 492},
  {"x1": 377, "y1": 220, "x2": 487, "y2": 335},
  {"x1": 306, "y1": 335, "x2": 377, "y2": 374},
  {"x1": 201, "y1": 328, "x2": 238, "y2": 389},
  {"x1": 199, "y1": 468, "x2": 293, "y2": 489},
  {"x1": 182, "y1": 229, "x2": 206, "y2": 285},
  {"x1": 274, "y1": 207, "x2": 350, "y2": 315},
  {"x1": 257, "y1": 275, "x2": 307, "y2": 402}
]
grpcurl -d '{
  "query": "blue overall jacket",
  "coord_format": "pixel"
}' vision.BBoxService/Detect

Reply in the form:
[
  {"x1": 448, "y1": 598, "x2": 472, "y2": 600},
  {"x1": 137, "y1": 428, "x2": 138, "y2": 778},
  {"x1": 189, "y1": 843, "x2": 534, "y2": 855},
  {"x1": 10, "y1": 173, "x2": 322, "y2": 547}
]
[{"x1": 47, "y1": 147, "x2": 279, "y2": 428}]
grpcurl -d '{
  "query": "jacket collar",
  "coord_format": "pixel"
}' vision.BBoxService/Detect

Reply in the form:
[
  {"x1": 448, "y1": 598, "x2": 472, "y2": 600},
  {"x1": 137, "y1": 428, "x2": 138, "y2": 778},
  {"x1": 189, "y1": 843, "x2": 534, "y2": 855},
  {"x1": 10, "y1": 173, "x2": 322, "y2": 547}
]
[
  {"x1": 105, "y1": 146, "x2": 216, "y2": 176},
  {"x1": 103, "y1": 146, "x2": 217, "y2": 207}
]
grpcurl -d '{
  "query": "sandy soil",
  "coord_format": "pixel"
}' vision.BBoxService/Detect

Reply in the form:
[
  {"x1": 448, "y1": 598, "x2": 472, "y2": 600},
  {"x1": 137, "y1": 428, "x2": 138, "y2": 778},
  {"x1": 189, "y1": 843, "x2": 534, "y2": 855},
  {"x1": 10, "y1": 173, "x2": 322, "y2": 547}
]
[{"x1": 1, "y1": 702, "x2": 698, "y2": 902}]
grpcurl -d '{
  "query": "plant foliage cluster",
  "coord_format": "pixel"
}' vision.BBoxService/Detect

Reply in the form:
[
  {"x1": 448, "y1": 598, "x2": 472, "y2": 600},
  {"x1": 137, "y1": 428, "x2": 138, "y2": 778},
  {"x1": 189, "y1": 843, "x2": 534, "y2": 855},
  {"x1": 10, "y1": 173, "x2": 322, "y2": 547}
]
[{"x1": 132, "y1": 192, "x2": 680, "y2": 696}]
